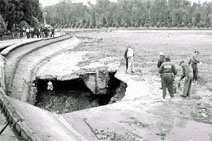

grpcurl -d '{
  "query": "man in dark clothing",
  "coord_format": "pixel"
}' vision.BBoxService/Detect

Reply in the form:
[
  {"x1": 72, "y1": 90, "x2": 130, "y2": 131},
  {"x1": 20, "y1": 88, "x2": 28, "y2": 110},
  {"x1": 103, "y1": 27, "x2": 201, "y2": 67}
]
[
  {"x1": 157, "y1": 52, "x2": 165, "y2": 89},
  {"x1": 157, "y1": 52, "x2": 165, "y2": 68},
  {"x1": 159, "y1": 56, "x2": 177, "y2": 99},
  {"x1": 189, "y1": 50, "x2": 200, "y2": 82},
  {"x1": 51, "y1": 27, "x2": 55, "y2": 37},
  {"x1": 34, "y1": 27, "x2": 40, "y2": 38},
  {"x1": 26, "y1": 28, "x2": 30, "y2": 38},
  {"x1": 179, "y1": 60, "x2": 193, "y2": 97}
]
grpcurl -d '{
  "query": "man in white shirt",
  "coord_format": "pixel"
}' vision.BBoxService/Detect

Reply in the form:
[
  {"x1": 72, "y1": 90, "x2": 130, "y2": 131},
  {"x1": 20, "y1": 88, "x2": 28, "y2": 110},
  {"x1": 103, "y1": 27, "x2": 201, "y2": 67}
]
[
  {"x1": 124, "y1": 46, "x2": 135, "y2": 73},
  {"x1": 189, "y1": 50, "x2": 200, "y2": 82},
  {"x1": 47, "y1": 80, "x2": 54, "y2": 95}
]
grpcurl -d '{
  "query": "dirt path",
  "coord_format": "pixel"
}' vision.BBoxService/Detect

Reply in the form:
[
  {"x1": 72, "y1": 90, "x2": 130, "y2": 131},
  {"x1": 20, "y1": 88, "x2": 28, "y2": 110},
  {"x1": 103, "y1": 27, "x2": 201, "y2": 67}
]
[{"x1": 10, "y1": 37, "x2": 80, "y2": 102}]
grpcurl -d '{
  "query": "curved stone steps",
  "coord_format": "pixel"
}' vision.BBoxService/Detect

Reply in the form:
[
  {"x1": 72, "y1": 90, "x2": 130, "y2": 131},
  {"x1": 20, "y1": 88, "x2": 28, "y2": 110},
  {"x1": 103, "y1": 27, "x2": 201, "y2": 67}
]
[
  {"x1": 5, "y1": 36, "x2": 68, "y2": 93},
  {"x1": 10, "y1": 37, "x2": 80, "y2": 102}
]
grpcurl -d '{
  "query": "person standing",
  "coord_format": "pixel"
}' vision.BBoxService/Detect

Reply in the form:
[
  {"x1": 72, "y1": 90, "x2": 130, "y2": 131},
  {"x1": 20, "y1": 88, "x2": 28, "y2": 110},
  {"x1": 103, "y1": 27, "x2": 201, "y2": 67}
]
[
  {"x1": 157, "y1": 52, "x2": 165, "y2": 68},
  {"x1": 51, "y1": 27, "x2": 55, "y2": 37},
  {"x1": 47, "y1": 80, "x2": 54, "y2": 95},
  {"x1": 30, "y1": 27, "x2": 35, "y2": 38},
  {"x1": 157, "y1": 52, "x2": 165, "y2": 89},
  {"x1": 34, "y1": 27, "x2": 40, "y2": 38},
  {"x1": 124, "y1": 46, "x2": 135, "y2": 73},
  {"x1": 179, "y1": 60, "x2": 193, "y2": 97},
  {"x1": 26, "y1": 28, "x2": 30, "y2": 38},
  {"x1": 189, "y1": 50, "x2": 200, "y2": 82},
  {"x1": 159, "y1": 56, "x2": 177, "y2": 99}
]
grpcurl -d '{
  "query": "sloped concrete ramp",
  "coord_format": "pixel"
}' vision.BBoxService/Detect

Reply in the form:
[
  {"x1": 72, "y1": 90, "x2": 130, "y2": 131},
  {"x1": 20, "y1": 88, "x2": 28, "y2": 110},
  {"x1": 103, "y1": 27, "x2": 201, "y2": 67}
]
[{"x1": 6, "y1": 96, "x2": 87, "y2": 141}]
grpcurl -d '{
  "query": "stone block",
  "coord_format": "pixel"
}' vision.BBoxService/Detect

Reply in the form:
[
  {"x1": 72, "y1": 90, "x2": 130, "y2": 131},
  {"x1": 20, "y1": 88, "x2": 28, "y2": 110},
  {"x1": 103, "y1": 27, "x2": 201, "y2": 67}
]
[{"x1": 81, "y1": 73, "x2": 96, "y2": 94}]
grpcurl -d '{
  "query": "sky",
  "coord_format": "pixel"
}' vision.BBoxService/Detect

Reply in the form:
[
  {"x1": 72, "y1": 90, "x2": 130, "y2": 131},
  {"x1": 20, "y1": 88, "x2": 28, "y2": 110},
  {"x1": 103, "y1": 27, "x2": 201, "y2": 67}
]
[{"x1": 39, "y1": 0, "x2": 212, "y2": 7}]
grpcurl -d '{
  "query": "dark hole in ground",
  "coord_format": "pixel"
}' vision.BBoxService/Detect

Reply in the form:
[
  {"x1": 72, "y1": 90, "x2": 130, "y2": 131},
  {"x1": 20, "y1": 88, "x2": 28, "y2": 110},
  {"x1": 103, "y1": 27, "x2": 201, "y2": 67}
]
[{"x1": 34, "y1": 72, "x2": 126, "y2": 114}]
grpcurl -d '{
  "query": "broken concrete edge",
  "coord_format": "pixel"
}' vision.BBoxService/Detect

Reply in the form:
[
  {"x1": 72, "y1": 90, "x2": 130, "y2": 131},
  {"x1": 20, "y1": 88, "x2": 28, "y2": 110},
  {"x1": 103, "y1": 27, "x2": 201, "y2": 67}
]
[
  {"x1": 35, "y1": 65, "x2": 120, "y2": 81},
  {"x1": 1, "y1": 34, "x2": 67, "y2": 56},
  {"x1": 0, "y1": 88, "x2": 88, "y2": 141},
  {"x1": 30, "y1": 36, "x2": 82, "y2": 81},
  {"x1": 34, "y1": 67, "x2": 120, "y2": 95},
  {"x1": 26, "y1": 37, "x2": 82, "y2": 104},
  {"x1": 7, "y1": 35, "x2": 73, "y2": 98},
  {"x1": 0, "y1": 88, "x2": 40, "y2": 141},
  {"x1": 28, "y1": 56, "x2": 125, "y2": 105}
]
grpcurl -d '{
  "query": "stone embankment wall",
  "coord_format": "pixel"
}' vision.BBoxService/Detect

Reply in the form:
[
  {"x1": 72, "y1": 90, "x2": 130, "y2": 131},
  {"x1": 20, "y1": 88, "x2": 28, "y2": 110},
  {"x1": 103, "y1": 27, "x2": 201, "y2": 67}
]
[
  {"x1": 0, "y1": 36, "x2": 127, "y2": 140},
  {"x1": 0, "y1": 50, "x2": 85, "y2": 141},
  {"x1": 0, "y1": 90, "x2": 41, "y2": 141},
  {"x1": 0, "y1": 36, "x2": 85, "y2": 141},
  {"x1": 0, "y1": 56, "x2": 39, "y2": 141}
]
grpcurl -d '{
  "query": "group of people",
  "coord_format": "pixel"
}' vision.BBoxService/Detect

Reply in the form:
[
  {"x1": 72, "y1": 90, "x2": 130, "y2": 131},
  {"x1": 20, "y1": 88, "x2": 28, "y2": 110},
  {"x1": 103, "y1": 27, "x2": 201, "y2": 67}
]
[
  {"x1": 158, "y1": 50, "x2": 200, "y2": 100},
  {"x1": 124, "y1": 45, "x2": 200, "y2": 100},
  {"x1": 9, "y1": 25, "x2": 55, "y2": 39},
  {"x1": 24, "y1": 26, "x2": 55, "y2": 39}
]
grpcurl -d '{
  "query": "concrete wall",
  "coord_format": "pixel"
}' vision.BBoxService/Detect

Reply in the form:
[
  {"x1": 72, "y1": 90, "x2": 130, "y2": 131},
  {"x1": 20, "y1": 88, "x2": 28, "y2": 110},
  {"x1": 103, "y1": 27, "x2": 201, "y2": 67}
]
[
  {"x1": 80, "y1": 70, "x2": 110, "y2": 95},
  {"x1": 0, "y1": 56, "x2": 39, "y2": 140},
  {"x1": 0, "y1": 89, "x2": 40, "y2": 141}
]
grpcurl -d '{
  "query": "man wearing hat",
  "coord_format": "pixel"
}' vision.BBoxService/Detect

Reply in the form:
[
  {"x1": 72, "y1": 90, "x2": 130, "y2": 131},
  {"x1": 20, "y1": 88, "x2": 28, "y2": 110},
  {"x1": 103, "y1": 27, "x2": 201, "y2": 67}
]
[
  {"x1": 157, "y1": 52, "x2": 165, "y2": 89},
  {"x1": 159, "y1": 56, "x2": 177, "y2": 99},
  {"x1": 157, "y1": 52, "x2": 165, "y2": 68}
]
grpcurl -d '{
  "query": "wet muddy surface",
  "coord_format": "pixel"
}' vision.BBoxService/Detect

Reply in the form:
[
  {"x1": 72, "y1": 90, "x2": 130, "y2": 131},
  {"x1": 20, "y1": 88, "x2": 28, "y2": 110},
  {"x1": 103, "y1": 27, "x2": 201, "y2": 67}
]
[
  {"x1": 34, "y1": 77, "x2": 126, "y2": 114},
  {"x1": 35, "y1": 79, "x2": 100, "y2": 114},
  {"x1": 35, "y1": 90, "x2": 99, "y2": 114}
]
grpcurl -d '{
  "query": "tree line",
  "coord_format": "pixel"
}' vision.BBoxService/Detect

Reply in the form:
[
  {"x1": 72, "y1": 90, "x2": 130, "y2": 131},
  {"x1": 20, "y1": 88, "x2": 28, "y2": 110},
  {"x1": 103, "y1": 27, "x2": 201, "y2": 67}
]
[
  {"x1": 0, "y1": 0, "x2": 43, "y2": 31},
  {"x1": 45, "y1": 0, "x2": 212, "y2": 28}
]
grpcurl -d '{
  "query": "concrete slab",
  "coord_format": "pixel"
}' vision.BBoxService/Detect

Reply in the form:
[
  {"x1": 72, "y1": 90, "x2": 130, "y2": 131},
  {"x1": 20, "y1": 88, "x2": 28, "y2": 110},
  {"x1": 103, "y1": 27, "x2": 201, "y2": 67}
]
[
  {"x1": 10, "y1": 37, "x2": 80, "y2": 102},
  {"x1": 37, "y1": 53, "x2": 121, "y2": 81},
  {"x1": 7, "y1": 97, "x2": 87, "y2": 141},
  {"x1": 37, "y1": 51, "x2": 87, "y2": 80}
]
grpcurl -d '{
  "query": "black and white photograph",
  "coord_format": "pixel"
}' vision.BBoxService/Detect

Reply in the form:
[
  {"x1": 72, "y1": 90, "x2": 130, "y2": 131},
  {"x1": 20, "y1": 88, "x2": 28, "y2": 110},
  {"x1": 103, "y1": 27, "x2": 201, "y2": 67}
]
[{"x1": 1, "y1": 0, "x2": 212, "y2": 140}]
